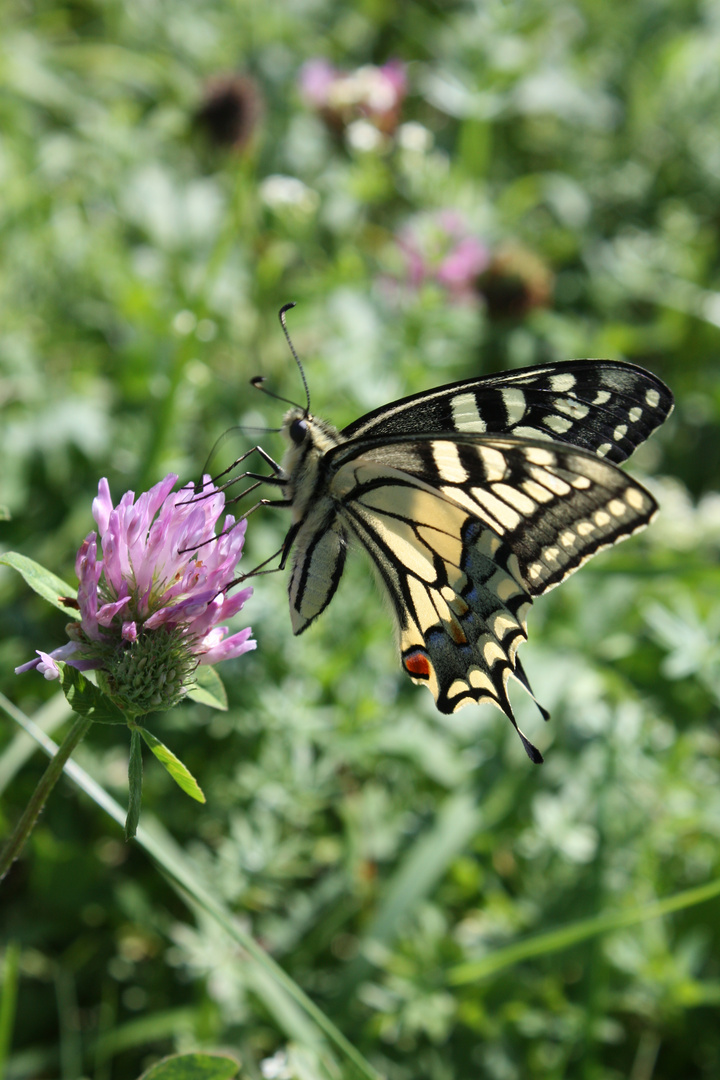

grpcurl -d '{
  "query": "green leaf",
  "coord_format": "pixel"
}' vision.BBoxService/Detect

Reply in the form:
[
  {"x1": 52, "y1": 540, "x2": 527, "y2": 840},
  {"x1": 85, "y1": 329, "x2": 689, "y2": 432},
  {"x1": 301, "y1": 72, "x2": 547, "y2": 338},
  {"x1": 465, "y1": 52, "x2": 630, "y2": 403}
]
[
  {"x1": 138, "y1": 1052, "x2": 241, "y2": 1080},
  {"x1": 0, "y1": 506, "x2": 10, "y2": 521},
  {"x1": 60, "y1": 666, "x2": 126, "y2": 724},
  {"x1": 125, "y1": 728, "x2": 143, "y2": 841},
  {"x1": 0, "y1": 552, "x2": 80, "y2": 619},
  {"x1": 137, "y1": 727, "x2": 206, "y2": 803},
  {"x1": 186, "y1": 664, "x2": 228, "y2": 710}
]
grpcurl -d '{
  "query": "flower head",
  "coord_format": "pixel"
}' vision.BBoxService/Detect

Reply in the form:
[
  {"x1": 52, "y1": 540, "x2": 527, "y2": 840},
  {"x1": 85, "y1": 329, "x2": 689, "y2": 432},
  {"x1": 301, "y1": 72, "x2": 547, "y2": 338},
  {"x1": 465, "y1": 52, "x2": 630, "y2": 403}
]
[
  {"x1": 395, "y1": 211, "x2": 489, "y2": 301},
  {"x1": 299, "y1": 59, "x2": 407, "y2": 138},
  {"x1": 477, "y1": 243, "x2": 554, "y2": 319},
  {"x1": 17, "y1": 475, "x2": 255, "y2": 715},
  {"x1": 195, "y1": 73, "x2": 262, "y2": 151}
]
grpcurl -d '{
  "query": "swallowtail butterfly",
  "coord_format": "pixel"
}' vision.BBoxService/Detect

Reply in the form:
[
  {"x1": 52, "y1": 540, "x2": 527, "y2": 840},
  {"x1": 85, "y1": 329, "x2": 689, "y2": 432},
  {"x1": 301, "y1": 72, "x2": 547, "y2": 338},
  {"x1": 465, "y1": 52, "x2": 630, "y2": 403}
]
[{"x1": 240, "y1": 306, "x2": 673, "y2": 762}]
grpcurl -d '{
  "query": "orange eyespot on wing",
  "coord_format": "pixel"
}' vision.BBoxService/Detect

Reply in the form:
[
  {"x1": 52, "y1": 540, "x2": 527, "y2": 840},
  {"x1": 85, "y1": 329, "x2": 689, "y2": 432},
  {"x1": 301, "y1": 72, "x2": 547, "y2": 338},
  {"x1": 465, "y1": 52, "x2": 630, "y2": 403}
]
[{"x1": 403, "y1": 649, "x2": 432, "y2": 679}]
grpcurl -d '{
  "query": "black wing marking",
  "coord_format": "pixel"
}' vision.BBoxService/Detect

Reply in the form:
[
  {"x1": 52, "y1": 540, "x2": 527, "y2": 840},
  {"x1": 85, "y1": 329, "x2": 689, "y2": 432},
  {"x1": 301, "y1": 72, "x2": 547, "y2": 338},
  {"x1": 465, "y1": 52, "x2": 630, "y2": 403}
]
[
  {"x1": 326, "y1": 436, "x2": 657, "y2": 760},
  {"x1": 341, "y1": 359, "x2": 673, "y2": 466},
  {"x1": 288, "y1": 504, "x2": 348, "y2": 635}
]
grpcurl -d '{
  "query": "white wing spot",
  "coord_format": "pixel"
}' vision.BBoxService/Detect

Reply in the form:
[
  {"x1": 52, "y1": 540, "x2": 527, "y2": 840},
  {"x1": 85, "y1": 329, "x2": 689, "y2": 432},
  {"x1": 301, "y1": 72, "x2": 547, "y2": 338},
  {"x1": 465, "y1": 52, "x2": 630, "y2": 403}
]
[
  {"x1": 544, "y1": 546, "x2": 561, "y2": 562},
  {"x1": 524, "y1": 447, "x2": 556, "y2": 467},
  {"x1": 482, "y1": 638, "x2": 506, "y2": 667},
  {"x1": 625, "y1": 486, "x2": 646, "y2": 511},
  {"x1": 528, "y1": 562, "x2": 544, "y2": 581},
  {"x1": 628, "y1": 406, "x2": 643, "y2": 423},
  {"x1": 491, "y1": 482, "x2": 537, "y2": 516},
  {"x1": 608, "y1": 498, "x2": 627, "y2": 517},
  {"x1": 506, "y1": 553, "x2": 522, "y2": 583},
  {"x1": 559, "y1": 530, "x2": 577, "y2": 548},
  {"x1": 495, "y1": 575, "x2": 522, "y2": 602},
  {"x1": 594, "y1": 510, "x2": 611, "y2": 527},
  {"x1": 528, "y1": 466, "x2": 571, "y2": 496},
  {"x1": 597, "y1": 442, "x2": 612, "y2": 458},
  {"x1": 555, "y1": 398, "x2": 589, "y2": 420},
  {"x1": 543, "y1": 413, "x2": 574, "y2": 434},
  {"x1": 522, "y1": 479, "x2": 555, "y2": 504},
  {"x1": 452, "y1": 392, "x2": 487, "y2": 432},
  {"x1": 577, "y1": 520, "x2": 595, "y2": 536},
  {"x1": 448, "y1": 679, "x2": 470, "y2": 699},
  {"x1": 469, "y1": 668, "x2": 497, "y2": 695},
  {"x1": 550, "y1": 373, "x2": 576, "y2": 392},
  {"x1": 571, "y1": 474, "x2": 592, "y2": 489},
  {"x1": 477, "y1": 446, "x2": 508, "y2": 482},
  {"x1": 489, "y1": 611, "x2": 520, "y2": 641},
  {"x1": 501, "y1": 387, "x2": 527, "y2": 425},
  {"x1": 513, "y1": 425, "x2": 554, "y2": 442},
  {"x1": 593, "y1": 390, "x2": 611, "y2": 405},
  {"x1": 470, "y1": 487, "x2": 522, "y2": 531},
  {"x1": 613, "y1": 424, "x2": 628, "y2": 441},
  {"x1": 645, "y1": 388, "x2": 660, "y2": 408},
  {"x1": 431, "y1": 441, "x2": 469, "y2": 483}
]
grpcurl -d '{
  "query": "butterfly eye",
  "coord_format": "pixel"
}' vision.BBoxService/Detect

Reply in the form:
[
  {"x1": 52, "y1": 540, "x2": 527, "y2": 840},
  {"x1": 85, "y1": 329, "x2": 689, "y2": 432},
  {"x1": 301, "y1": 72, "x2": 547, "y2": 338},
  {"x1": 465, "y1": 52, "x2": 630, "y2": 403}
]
[{"x1": 289, "y1": 418, "x2": 308, "y2": 445}]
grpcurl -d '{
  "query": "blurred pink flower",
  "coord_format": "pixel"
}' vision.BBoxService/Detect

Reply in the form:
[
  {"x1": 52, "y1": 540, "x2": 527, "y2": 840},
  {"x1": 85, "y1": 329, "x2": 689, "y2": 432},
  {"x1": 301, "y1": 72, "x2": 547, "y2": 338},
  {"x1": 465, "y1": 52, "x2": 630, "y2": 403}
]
[
  {"x1": 396, "y1": 211, "x2": 489, "y2": 301},
  {"x1": 299, "y1": 59, "x2": 407, "y2": 135},
  {"x1": 17, "y1": 475, "x2": 255, "y2": 714}
]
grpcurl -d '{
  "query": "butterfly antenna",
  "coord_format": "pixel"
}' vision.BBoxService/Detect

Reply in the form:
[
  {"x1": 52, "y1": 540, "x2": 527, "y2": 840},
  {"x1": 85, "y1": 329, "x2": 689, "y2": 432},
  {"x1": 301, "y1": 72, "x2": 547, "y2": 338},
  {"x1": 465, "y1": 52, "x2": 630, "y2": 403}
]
[{"x1": 279, "y1": 302, "x2": 311, "y2": 414}]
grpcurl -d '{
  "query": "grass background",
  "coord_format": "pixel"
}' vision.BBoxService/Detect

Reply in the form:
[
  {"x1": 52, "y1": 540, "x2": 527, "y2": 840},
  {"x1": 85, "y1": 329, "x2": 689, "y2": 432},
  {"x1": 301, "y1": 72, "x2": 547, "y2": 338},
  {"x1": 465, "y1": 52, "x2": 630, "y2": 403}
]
[{"x1": 1, "y1": 1, "x2": 719, "y2": 1077}]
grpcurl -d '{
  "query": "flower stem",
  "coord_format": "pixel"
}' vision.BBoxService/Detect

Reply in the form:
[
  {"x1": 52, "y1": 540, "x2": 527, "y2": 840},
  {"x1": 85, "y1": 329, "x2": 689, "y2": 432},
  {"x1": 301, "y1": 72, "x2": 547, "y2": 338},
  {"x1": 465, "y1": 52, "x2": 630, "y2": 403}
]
[{"x1": 0, "y1": 713, "x2": 93, "y2": 882}]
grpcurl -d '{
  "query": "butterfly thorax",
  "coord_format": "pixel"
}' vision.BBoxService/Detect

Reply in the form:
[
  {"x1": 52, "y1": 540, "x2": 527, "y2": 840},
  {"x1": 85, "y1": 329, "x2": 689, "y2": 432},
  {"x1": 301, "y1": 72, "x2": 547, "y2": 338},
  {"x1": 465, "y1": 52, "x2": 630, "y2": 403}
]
[{"x1": 280, "y1": 407, "x2": 344, "y2": 523}]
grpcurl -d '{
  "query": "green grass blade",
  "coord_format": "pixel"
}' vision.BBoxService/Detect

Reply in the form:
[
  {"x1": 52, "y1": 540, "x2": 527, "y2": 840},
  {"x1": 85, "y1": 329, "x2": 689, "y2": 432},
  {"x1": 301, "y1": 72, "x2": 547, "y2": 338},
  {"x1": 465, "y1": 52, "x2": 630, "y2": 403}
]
[
  {"x1": 0, "y1": 697, "x2": 382, "y2": 1080},
  {"x1": 0, "y1": 942, "x2": 21, "y2": 1080},
  {"x1": 449, "y1": 875, "x2": 720, "y2": 984},
  {"x1": 0, "y1": 693, "x2": 72, "y2": 796}
]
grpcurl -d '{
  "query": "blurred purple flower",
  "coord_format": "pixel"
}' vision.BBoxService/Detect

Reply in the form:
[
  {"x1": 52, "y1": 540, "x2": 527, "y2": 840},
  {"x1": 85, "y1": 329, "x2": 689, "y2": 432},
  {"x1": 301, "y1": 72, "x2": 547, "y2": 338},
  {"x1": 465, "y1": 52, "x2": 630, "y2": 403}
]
[
  {"x1": 299, "y1": 59, "x2": 407, "y2": 136},
  {"x1": 396, "y1": 211, "x2": 489, "y2": 301},
  {"x1": 17, "y1": 475, "x2": 255, "y2": 715}
]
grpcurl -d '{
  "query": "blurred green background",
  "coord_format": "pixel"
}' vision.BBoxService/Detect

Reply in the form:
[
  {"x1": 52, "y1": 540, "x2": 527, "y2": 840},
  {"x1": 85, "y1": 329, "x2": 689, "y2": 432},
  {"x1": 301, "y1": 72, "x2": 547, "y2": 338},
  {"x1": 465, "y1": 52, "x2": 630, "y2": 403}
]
[{"x1": 1, "y1": 1, "x2": 719, "y2": 1077}]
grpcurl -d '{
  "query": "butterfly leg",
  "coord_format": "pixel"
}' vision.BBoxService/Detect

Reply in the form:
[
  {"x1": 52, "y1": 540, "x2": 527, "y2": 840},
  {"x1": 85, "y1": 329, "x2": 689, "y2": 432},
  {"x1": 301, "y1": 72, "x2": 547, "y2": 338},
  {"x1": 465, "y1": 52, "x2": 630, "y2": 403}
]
[{"x1": 213, "y1": 445, "x2": 283, "y2": 484}]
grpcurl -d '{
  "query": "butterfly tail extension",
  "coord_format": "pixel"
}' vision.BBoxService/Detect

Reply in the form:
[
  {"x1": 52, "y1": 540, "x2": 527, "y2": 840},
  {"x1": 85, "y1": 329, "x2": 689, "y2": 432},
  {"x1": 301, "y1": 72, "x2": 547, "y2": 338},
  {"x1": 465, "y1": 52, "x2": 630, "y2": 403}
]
[{"x1": 513, "y1": 655, "x2": 551, "y2": 722}]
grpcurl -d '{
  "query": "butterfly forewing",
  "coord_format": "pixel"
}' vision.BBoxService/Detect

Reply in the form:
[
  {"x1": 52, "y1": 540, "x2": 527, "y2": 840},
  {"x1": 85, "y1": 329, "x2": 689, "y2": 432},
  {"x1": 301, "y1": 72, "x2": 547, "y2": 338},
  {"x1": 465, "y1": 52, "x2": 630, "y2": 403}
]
[{"x1": 341, "y1": 359, "x2": 673, "y2": 465}]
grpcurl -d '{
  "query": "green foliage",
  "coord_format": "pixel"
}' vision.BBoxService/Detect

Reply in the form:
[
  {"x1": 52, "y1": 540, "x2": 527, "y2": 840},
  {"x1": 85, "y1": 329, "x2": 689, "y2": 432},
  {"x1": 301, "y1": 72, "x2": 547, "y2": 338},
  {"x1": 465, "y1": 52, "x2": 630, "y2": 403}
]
[
  {"x1": 136, "y1": 726, "x2": 206, "y2": 806},
  {"x1": 0, "y1": 553, "x2": 79, "y2": 620},
  {"x1": 138, "y1": 1051, "x2": 240, "y2": 1080},
  {"x1": 1, "y1": 0, "x2": 719, "y2": 1078}
]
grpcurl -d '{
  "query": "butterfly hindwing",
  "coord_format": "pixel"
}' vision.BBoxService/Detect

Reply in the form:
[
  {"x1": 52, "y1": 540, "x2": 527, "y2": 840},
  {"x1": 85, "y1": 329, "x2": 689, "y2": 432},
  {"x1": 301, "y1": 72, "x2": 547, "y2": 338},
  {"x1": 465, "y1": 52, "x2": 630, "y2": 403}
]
[{"x1": 320, "y1": 435, "x2": 658, "y2": 758}]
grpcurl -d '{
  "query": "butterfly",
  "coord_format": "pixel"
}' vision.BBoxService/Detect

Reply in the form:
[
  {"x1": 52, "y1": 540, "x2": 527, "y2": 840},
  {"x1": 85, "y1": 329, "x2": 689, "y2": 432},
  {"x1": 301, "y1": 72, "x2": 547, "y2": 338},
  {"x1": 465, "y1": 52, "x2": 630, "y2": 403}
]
[{"x1": 239, "y1": 305, "x2": 673, "y2": 762}]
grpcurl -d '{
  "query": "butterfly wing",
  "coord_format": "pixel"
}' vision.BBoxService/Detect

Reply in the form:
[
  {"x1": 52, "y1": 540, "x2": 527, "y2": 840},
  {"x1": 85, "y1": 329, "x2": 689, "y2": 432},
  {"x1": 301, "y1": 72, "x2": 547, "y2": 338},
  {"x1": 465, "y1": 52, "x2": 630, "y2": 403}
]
[
  {"x1": 341, "y1": 359, "x2": 673, "y2": 465},
  {"x1": 324, "y1": 433, "x2": 658, "y2": 760}
]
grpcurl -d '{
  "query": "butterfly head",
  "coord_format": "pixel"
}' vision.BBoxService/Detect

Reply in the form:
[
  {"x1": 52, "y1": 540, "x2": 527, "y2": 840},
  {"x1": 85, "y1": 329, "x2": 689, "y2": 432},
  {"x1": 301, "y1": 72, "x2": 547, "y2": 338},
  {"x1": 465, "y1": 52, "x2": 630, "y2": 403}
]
[{"x1": 287, "y1": 411, "x2": 310, "y2": 446}]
